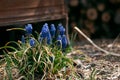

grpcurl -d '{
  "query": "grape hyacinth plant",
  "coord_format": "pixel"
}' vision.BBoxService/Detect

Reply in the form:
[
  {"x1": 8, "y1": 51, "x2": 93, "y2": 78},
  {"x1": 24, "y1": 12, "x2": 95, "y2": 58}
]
[{"x1": 0, "y1": 23, "x2": 78, "y2": 80}]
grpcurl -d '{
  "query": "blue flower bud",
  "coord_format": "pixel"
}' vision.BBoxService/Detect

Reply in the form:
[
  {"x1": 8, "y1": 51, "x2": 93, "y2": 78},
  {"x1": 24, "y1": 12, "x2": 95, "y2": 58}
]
[
  {"x1": 42, "y1": 23, "x2": 49, "y2": 31},
  {"x1": 57, "y1": 35, "x2": 62, "y2": 46},
  {"x1": 58, "y1": 23, "x2": 62, "y2": 28},
  {"x1": 57, "y1": 35, "x2": 62, "y2": 40},
  {"x1": 21, "y1": 35, "x2": 25, "y2": 44},
  {"x1": 50, "y1": 24, "x2": 56, "y2": 38},
  {"x1": 57, "y1": 23, "x2": 65, "y2": 36},
  {"x1": 25, "y1": 24, "x2": 33, "y2": 34},
  {"x1": 62, "y1": 35, "x2": 67, "y2": 49},
  {"x1": 60, "y1": 27, "x2": 65, "y2": 36},
  {"x1": 40, "y1": 27, "x2": 48, "y2": 38},
  {"x1": 46, "y1": 32, "x2": 52, "y2": 45},
  {"x1": 44, "y1": 23, "x2": 48, "y2": 26},
  {"x1": 29, "y1": 38, "x2": 35, "y2": 47}
]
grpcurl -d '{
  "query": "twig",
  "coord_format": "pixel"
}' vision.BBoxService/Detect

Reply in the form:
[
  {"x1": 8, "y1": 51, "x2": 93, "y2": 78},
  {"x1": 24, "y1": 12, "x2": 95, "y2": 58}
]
[
  {"x1": 74, "y1": 26, "x2": 120, "y2": 57},
  {"x1": 65, "y1": 14, "x2": 70, "y2": 45},
  {"x1": 110, "y1": 33, "x2": 120, "y2": 48}
]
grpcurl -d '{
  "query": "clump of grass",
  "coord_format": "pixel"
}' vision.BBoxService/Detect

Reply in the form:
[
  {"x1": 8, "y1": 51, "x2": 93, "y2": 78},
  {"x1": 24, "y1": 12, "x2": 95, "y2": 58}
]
[
  {"x1": 89, "y1": 68, "x2": 99, "y2": 80},
  {"x1": 0, "y1": 23, "x2": 78, "y2": 80}
]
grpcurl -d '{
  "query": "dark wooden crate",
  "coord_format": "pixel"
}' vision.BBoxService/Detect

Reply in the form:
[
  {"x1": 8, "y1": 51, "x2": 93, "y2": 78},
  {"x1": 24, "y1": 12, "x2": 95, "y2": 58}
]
[{"x1": 0, "y1": 0, "x2": 67, "y2": 26}]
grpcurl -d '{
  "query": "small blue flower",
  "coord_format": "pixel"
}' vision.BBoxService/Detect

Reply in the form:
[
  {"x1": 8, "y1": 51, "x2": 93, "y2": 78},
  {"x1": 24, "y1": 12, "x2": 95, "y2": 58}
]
[
  {"x1": 57, "y1": 35, "x2": 62, "y2": 40},
  {"x1": 42, "y1": 23, "x2": 49, "y2": 31},
  {"x1": 44, "y1": 23, "x2": 48, "y2": 26},
  {"x1": 62, "y1": 35, "x2": 67, "y2": 49},
  {"x1": 57, "y1": 35, "x2": 62, "y2": 46},
  {"x1": 50, "y1": 24, "x2": 56, "y2": 38},
  {"x1": 25, "y1": 24, "x2": 33, "y2": 34},
  {"x1": 21, "y1": 35, "x2": 25, "y2": 44},
  {"x1": 57, "y1": 23, "x2": 62, "y2": 29},
  {"x1": 57, "y1": 23, "x2": 65, "y2": 36},
  {"x1": 46, "y1": 32, "x2": 52, "y2": 45},
  {"x1": 40, "y1": 28, "x2": 48, "y2": 38},
  {"x1": 29, "y1": 38, "x2": 35, "y2": 47}
]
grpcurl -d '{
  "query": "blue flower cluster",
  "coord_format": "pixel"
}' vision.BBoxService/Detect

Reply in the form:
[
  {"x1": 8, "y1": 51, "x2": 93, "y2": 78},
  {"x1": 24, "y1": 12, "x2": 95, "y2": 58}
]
[{"x1": 22, "y1": 23, "x2": 68, "y2": 49}]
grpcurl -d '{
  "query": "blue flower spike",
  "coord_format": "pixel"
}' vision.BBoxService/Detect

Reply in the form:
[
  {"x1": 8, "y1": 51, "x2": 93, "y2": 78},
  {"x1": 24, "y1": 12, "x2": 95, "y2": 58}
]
[
  {"x1": 44, "y1": 23, "x2": 48, "y2": 26},
  {"x1": 50, "y1": 24, "x2": 56, "y2": 38},
  {"x1": 58, "y1": 23, "x2": 65, "y2": 36},
  {"x1": 29, "y1": 38, "x2": 35, "y2": 47},
  {"x1": 57, "y1": 35, "x2": 62, "y2": 46},
  {"x1": 42, "y1": 23, "x2": 49, "y2": 31},
  {"x1": 40, "y1": 23, "x2": 52, "y2": 45},
  {"x1": 21, "y1": 35, "x2": 25, "y2": 44},
  {"x1": 40, "y1": 23, "x2": 49, "y2": 38},
  {"x1": 62, "y1": 35, "x2": 68, "y2": 49},
  {"x1": 57, "y1": 35, "x2": 62, "y2": 41},
  {"x1": 58, "y1": 23, "x2": 62, "y2": 29},
  {"x1": 25, "y1": 24, "x2": 33, "y2": 34},
  {"x1": 46, "y1": 32, "x2": 52, "y2": 45},
  {"x1": 40, "y1": 28, "x2": 48, "y2": 38}
]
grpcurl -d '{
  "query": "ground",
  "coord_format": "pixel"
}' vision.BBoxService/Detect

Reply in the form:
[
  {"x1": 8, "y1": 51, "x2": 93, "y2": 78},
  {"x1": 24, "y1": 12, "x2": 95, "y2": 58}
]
[{"x1": 70, "y1": 39, "x2": 120, "y2": 80}]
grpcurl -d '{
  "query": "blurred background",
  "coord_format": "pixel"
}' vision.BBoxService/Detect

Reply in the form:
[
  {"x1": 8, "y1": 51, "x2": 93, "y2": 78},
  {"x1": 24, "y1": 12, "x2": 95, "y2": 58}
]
[
  {"x1": 0, "y1": 0, "x2": 120, "y2": 47},
  {"x1": 67, "y1": 0, "x2": 120, "y2": 40}
]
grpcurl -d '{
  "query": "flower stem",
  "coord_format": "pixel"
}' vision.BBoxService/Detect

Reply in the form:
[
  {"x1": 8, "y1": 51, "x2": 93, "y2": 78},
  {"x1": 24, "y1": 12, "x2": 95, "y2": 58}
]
[{"x1": 6, "y1": 28, "x2": 25, "y2": 31}]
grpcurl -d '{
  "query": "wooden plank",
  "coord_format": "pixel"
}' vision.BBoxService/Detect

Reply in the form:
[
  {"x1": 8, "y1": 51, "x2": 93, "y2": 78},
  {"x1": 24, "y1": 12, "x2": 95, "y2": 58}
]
[
  {"x1": 0, "y1": 0, "x2": 64, "y2": 10},
  {"x1": 0, "y1": 14, "x2": 66, "y2": 26},
  {"x1": 0, "y1": 5, "x2": 64, "y2": 18},
  {"x1": 0, "y1": 0, "x2": 66, "y2": 26}
]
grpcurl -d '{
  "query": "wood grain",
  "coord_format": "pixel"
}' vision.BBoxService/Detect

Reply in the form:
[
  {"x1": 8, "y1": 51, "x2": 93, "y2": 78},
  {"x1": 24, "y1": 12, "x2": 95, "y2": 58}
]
[{"x1": 0, "y1": 0, "x2": 67, "y2": 26}]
